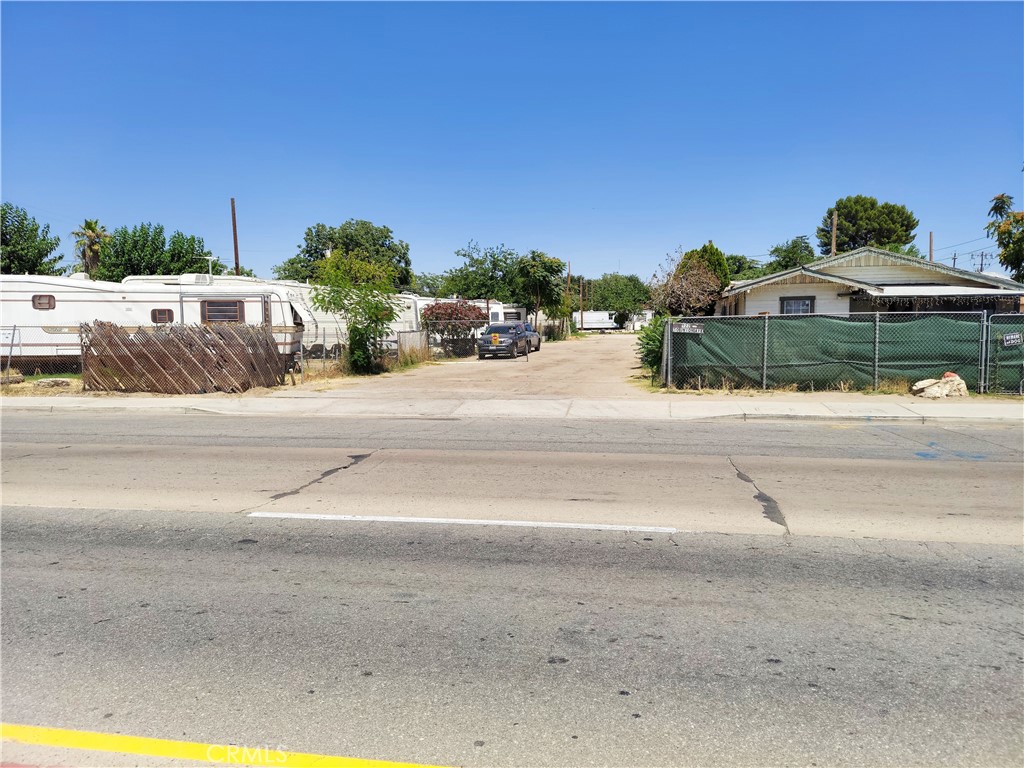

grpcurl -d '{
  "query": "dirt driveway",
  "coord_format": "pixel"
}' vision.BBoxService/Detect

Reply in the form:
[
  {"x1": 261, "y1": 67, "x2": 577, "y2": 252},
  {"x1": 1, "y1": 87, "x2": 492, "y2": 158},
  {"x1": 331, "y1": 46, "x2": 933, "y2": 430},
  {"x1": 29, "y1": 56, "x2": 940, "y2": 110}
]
[{"x1": 302, "y1": 333, "x2": 654, "y2": 400}]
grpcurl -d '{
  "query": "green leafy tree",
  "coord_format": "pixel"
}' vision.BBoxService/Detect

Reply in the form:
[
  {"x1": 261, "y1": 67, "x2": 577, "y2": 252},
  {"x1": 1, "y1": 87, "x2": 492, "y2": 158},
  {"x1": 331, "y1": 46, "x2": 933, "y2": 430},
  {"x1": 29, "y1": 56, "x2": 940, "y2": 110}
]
[
  {"x1": 765, "y1": 235, "x2": 816, "y2": 273},
  {"x1": 311, "y1": 252, "x2": 400, "y2": 374},
  {"x1": 440, "y1": 242, "x2": 519, "y2": 305},
  {"x1": 0, "y1": 203, "x2": 64, "y2": 275},
  {"x1": 676, "y1": 241, "x2": 730, "y2": 293},
  {"x1": 815, "y1": 195, "x2": 919, "y2": 255},
  {"x1": 986, "y1": 193, "x2": 1024, "y2": 281},
  {"x1": 71, "y1": 219, "x2": 111, "y2": 276},
  {"x1": 512, "y1": 250, "x2": 566, "y2": 324},
  {"x1": 274, "y1": 219, "x2": 412, "y2": 290},
  {"x1": 589, "y1": 273, "x2": 650, "y2": 327},
  {"x1": 725, "y1": 254, "x2": 767, "y2": 281},
  {"x1": 880, "y1": 242, "x2": 925, "y2": 258},
  {"x1": 93, "y1": 223, "x2": 222, "y2": 282},
  {"x1": 414, "y1": 272, "x2": 446, "y2": 297}
]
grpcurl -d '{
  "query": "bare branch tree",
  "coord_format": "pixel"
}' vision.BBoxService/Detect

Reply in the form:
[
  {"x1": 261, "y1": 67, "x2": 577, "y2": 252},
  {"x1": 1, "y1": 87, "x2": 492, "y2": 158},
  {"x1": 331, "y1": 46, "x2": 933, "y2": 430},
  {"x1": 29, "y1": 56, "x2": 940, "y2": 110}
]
[{"x1": 649, "y1": 256, "x2": 720, "y2": 316}]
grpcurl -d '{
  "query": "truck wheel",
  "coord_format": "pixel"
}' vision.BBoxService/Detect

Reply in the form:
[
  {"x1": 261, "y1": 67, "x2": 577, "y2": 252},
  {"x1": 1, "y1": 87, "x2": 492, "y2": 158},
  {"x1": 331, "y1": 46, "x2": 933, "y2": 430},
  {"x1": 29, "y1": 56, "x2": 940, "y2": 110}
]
[
  {"x1": 478, "y1": 352, "x2": 486, "y2": 360},
  {"x1": 510, "y1": 344, "x2": 518, "y2": 359}
]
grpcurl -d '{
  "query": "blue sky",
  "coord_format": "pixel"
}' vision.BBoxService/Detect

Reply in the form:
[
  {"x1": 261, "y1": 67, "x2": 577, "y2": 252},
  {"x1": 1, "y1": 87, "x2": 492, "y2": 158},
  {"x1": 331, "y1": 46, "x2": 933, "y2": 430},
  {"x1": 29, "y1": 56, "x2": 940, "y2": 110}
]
[{"x1": 3, "y1": 1, "x2": 1022, "y2": 280}]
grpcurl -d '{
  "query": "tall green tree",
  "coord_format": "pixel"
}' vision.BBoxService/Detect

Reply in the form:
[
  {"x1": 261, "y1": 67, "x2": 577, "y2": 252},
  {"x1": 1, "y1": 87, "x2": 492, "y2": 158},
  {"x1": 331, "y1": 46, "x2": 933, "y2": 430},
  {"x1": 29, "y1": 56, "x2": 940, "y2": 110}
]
[
  {"x1": 0, "y1": 203, "x2": 64, "y2": 275},
  {"x1": 986, "y1": 193, "x2": 1024, "y2": 281},
  {"x1": 765, "y1": 235, "x2": 816, "y2": 273},
  {"x1": 274, "y1": 219, "x2": 412, "y2": 290},
  {"x1": 93, "y1": 223, "x2": 222, "y2": 282},
  {"x1": 71, "y1": 219, "x2": 111, "y2": 276},
  {"x1": 815, "y1": 195, "x2": 919, "y2": 255},
  {"x1": 725, "y1": 254, "x2": 767, "y2": 280},
  {"x1": 589, "y1": 273, "x2": 650, "y2": 327},
  {"x1": 413, "y1": 272, "x2": 446, "y2": 297},
  {"x1": 512, "y1": 250, "x2": 566, "y2": 324},
  {"x1": 676, "y1": 241, "x2": 730, "y2": 290},
  {"x1": 880, "y1": 242, "x2": 925, "y2": 258},
  {"x1": 440, "y1": 242, "x2": 519, "y2": 304}
]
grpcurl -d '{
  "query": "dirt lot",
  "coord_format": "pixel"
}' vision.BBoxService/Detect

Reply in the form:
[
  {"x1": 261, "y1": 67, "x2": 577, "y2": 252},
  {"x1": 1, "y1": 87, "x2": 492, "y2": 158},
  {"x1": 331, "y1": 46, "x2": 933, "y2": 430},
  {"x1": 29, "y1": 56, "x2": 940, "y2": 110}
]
[{"x1": 298, "y1": 332, "x2": 655, "y2": 400}]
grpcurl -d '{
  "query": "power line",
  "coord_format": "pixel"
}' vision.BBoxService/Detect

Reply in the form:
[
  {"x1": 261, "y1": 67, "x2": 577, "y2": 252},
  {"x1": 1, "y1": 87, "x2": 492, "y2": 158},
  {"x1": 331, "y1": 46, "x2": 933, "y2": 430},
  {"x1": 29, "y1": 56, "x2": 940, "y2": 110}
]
[{"x1": 934, "y1": 236, "x2": 987, "y2": 251}]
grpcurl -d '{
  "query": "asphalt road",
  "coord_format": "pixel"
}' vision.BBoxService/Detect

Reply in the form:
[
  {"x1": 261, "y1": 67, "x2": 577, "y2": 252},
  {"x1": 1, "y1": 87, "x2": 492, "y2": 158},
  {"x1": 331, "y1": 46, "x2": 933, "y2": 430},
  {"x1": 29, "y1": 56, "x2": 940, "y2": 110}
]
[
  {"x1": 2, "y1": 509, "x2": 1022, "y2": 767},
  {"x1": 2, "y1": 412, "x2": 1022, "y2": 767}
]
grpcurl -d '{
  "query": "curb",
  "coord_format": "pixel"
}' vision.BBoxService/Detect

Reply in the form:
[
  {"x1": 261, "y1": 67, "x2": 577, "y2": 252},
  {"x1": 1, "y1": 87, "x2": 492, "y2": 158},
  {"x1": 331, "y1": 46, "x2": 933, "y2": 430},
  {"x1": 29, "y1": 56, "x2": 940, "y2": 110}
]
[{"x1": 2, "y1": 401, "x2": 1020, "y2": 425}]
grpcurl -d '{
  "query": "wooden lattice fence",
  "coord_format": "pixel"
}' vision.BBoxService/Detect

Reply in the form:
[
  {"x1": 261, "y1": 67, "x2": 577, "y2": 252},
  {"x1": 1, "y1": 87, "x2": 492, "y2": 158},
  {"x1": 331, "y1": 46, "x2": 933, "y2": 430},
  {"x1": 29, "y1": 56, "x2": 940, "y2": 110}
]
[{"x1": 81, "y1": 321, "x2": 285, "y2": 394}]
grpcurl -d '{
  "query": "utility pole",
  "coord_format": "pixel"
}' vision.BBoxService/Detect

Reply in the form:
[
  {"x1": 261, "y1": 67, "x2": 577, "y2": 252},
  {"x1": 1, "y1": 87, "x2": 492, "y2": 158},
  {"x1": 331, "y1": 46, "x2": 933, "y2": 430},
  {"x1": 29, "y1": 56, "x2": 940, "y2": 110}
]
[
  {"x1": 831, "y1": 209, "x2": 838, "y2": 257},
  {"x1": 951, "y1": 252, "x2": 958, "y2": 269},
  {"x1": 977, "y1": 252, "x2": 987, "y2": 272},
  {"x1": 929, "y1": 231, "x2": 933, "y2": 262},
  {"x1": 579, "y1": 276, "x2": 584, "y2": 330},
  {"x1": 230, "y1": 198, "x2": 240, "y2": 276}
]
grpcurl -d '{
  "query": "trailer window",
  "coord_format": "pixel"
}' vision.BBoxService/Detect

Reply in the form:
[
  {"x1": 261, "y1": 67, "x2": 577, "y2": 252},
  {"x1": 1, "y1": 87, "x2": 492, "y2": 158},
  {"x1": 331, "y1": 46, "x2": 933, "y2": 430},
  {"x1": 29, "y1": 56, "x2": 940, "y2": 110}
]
[
  {"x1": 201, "y1": 300, "x2": 245, "y2": 323},
  {"x1": 151, "y1": 308, "x2": 174, "y2": 323},
  {"x1": 32, "y1": 295, "x2": 56, "y2": 310}
]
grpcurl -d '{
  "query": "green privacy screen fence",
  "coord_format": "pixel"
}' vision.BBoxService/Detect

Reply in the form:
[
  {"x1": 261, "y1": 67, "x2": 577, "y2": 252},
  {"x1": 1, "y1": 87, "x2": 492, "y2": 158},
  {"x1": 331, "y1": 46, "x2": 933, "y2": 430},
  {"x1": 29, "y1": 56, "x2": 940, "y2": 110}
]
[{"x1": 660, "y1": 312, "x2": 1024, "y2": 394}]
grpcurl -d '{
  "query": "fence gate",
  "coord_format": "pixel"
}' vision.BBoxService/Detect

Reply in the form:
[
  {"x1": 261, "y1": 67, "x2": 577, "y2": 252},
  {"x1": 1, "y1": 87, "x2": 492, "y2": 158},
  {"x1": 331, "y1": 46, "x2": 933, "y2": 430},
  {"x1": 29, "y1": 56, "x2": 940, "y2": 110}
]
[{"x1": 985, "y1": 314, "x2": 1024, "y2": 394}]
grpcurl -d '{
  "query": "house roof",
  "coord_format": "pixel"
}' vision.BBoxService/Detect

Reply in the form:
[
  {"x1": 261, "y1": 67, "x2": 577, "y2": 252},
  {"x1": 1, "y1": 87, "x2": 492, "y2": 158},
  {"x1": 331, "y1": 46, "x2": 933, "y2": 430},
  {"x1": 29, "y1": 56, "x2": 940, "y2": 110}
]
[
  {"x1": 866, "y1": 285, "x2": 1024, "y2": 297},
  {"x1": 722, "y1": 246, "x2": 1024, "y2": 297}
]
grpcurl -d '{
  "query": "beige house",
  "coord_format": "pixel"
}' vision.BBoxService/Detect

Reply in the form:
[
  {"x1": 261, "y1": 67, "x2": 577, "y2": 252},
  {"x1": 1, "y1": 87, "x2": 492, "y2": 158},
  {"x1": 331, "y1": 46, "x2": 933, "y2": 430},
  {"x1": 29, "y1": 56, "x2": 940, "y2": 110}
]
[{"x1": 717, "y1": 247, "x2": 1024, "y2": 316}]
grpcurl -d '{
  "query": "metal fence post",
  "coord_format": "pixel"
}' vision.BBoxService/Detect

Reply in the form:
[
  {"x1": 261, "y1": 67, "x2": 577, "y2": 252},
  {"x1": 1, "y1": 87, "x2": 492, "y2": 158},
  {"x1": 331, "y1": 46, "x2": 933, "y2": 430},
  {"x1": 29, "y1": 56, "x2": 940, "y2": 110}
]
[
  {"x1": 7, "y1": 323, "x2": 18, "y2": 377},
  {"x1": 760, "y1": 315, "x2": 768, "y2": 389},
  {"x1": 661, "y1": 318, "x2": 672, "y2": 387},
  {"x1": 979, "y1": 311, "x2": 988, "y2": 393},
  {"x1": 873, "y1": 313, "x2": 880, "y2": 389}
]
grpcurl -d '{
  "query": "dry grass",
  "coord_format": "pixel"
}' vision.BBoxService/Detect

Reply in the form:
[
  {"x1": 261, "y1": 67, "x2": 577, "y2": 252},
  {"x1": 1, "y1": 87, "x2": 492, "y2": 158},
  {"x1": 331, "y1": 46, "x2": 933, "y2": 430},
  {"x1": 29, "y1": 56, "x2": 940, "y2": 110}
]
[
  {"x1": 870, "y1": 377, "x2": 912, "y2": 395},
  {"x1": 1, "y1": 372, "x2": 85, "y2": 397}
]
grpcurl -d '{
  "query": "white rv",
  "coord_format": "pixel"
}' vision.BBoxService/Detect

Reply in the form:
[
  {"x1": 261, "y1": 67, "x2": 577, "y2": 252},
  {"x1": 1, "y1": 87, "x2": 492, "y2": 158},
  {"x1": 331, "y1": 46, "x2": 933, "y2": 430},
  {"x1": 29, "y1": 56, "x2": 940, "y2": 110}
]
[
  {"x1": 124, "y1": 275, "x2": 506, "y2": 353},
  {"x1": 0, "y1": 273, "x2": 314, "y2": 371}
]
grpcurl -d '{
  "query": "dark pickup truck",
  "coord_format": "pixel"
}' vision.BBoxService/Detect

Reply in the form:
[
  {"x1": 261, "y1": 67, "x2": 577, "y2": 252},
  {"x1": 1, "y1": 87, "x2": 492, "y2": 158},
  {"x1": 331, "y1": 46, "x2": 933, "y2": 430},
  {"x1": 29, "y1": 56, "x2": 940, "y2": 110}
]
[{"x1": 523, "y1": 323, "x2": 541, "y2": 352}]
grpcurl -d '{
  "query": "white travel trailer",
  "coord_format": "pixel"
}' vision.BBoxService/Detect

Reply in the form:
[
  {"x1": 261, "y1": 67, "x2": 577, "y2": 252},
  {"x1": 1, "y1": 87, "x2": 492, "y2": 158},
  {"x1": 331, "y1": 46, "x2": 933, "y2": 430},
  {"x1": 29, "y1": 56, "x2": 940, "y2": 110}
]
[
  {"x1": 121, "y1": 274, "x2": 507, "y2": 353},
  {"x1": 0, "y1": 273, "x2": 314, "y2": 371}
]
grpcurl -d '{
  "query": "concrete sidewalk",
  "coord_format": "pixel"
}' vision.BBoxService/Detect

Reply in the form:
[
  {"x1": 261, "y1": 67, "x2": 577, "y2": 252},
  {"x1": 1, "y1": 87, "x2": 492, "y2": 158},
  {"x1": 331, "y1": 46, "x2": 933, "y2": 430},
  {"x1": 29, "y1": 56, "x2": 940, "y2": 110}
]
[{"x1": 3, "y1": 391, "x2": 1021, "y2": 422}]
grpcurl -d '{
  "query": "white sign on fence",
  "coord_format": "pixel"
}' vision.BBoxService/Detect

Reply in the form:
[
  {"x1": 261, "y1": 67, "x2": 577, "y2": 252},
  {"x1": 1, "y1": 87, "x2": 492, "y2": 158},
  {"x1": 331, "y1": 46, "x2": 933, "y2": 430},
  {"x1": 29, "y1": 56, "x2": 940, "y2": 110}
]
[
  {"x1": 671, "y1": 322, "x2": 705, "y2": 334},
  {"x1": 1002, "y1": 331, "x2": 1022, "y2": 347}
]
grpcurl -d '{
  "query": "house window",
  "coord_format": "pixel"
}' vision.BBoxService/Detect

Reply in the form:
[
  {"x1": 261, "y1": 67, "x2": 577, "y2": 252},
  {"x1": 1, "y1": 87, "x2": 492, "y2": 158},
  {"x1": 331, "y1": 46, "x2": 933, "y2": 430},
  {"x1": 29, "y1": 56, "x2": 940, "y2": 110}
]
[
  {"x1": 151, "y1": 308, "x2": 174, "y2": 323},
  {"x1": 201, "y1": 300, "x2": 245, "y2": 323},
  {"x1": 32, "y1": 295, "x2": 56, "y2": 310},
  {"x1": 780, "y1": 296, "x2": 815, "y2": 315}
]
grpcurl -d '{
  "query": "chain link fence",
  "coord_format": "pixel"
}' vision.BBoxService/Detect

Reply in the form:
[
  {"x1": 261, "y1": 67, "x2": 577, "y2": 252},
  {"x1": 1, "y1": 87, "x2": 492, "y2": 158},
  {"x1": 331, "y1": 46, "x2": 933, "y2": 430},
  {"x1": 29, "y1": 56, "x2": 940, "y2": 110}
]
[
  {"x1": 422, "y1": 319, "x2": 488, "y2": 359},
  {"x1": 659, "y1": 312, "x2": 1014, "y2": 393},
  {"x1": 1, "y1": 324, "x2": 83, "y2": 374},
  {"x1": 986, "y1": 314, "x2": 1024, "y2": 394}
]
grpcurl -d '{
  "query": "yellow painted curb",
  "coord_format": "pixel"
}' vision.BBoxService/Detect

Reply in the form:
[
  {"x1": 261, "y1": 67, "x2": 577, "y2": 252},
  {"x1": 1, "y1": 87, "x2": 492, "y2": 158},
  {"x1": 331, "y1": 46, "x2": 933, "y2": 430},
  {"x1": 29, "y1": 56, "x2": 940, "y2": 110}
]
[{"x1": 0, "y1": 723, "x2": 449, "y2": 768}]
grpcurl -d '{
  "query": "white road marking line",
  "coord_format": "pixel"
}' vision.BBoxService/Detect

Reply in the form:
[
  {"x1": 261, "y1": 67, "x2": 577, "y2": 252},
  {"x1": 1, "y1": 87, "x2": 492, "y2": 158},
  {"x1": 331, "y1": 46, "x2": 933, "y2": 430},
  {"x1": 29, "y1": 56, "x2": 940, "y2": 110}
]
[{"x1": 247, "y1": 512, "x2": 677, "y2": 534}]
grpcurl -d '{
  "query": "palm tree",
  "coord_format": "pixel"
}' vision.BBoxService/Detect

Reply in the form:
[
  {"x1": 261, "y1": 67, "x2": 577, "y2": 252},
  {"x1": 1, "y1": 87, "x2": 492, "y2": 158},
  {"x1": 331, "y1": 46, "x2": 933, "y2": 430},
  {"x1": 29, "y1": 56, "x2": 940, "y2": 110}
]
[{"x1": 72, "y1": 219, "x2": 111, "y2": 276}]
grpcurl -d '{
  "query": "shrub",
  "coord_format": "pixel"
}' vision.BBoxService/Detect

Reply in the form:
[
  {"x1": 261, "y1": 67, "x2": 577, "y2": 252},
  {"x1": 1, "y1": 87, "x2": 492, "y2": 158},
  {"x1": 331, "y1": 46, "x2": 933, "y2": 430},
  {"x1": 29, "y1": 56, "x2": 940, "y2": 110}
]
[
  {"x1": 421, "y1": 300, "x2": 488, "y2": 357},
  {"x1": 636, "y1": 315, "x2": 667, "y2": 376}
]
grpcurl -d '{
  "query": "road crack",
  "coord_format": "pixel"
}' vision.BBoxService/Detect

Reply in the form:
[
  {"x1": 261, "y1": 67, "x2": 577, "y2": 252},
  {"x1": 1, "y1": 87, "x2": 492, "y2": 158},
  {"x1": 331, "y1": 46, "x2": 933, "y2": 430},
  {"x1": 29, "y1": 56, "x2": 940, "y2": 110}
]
[
  {"x1": 238, "y1": 451, "x2": 378, "y2": 514},
  {"x1": 728, "y1": 457, "x2": 790, "y2": 534}
]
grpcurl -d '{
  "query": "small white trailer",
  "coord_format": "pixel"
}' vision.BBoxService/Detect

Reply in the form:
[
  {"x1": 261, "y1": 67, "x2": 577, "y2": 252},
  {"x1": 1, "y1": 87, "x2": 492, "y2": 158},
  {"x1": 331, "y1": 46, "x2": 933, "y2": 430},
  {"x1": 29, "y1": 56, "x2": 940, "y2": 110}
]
[{"x1": 0, "y1": 273, "x2": 315, "y2": 371}]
